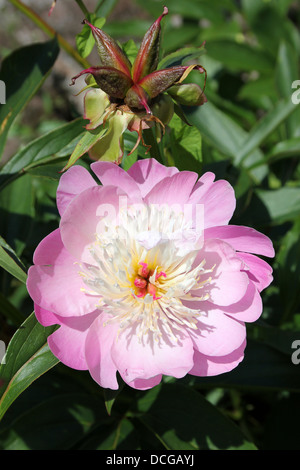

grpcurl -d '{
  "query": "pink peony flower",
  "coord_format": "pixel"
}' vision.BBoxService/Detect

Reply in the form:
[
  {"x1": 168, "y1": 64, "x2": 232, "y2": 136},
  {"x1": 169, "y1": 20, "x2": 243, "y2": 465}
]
[{"x1": 27, "y1": 159, "x2": 274, "y2": 390}]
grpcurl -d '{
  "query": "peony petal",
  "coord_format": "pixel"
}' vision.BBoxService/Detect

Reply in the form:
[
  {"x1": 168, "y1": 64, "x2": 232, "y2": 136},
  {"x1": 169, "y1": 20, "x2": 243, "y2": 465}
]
[
  {"x1": 34, "y1": 303, "x2": 58, "y2": 327},
  {"x1": 238, "y1": 252, "x2": 273, "y2": 292},
  {"x1": 111, "y1": 326, "x2": 194, "y2": 382},
  {"x1": 127, "y1": 158, "x2": 179, "y2": 197},
  {"x1": 144, "y1": 170, "x2": 198, "y2": 208},
  {"x1": 60, "y1": 185, "x2": 129, "y2": 264},
  {"x1": 192, "y1": 239, "x2": 249, "y2": 306},
  {"x1": 188, "y1": 174, "x2": 236, "y2": 228},
  {"x1": 27, "y1": 251, "x2": 99, "y2": 318},
  {"x1": 28, "y1": 228, "x2": 99, "y2": 317},
  {"x1": 47, "y1": 311, "x2": 99, "y2": 370},
  {"x1": 204, "y1": 225, "x2": 275, "y2": 257},
  {"x1": 220, "y1": 281, "x2": 262, "y2": 323},
  {"x1": 85, "y1": 314, "x2": 119, "y2": 390},
  {"x1": 189, "y1": 312, "x2": 246, "y2": 357},
  {"x1": 199, "y1": 281, "x2": 262, "y2": 324},
  {"x1": 91, "y1": 161, "x2": 142, "y2": 201},
  {"x1": 33, "y1": 228, "x2": 67, "y2": 266},
  {"x1": 189, "y1": 340, "x2": 246, "y2": 376},
  {"x1": 57, "y1": 165, "x2": 97, "y2": 216},
  {"x1": 127, "y1": 374, "x2": 163, "y2": 390}
]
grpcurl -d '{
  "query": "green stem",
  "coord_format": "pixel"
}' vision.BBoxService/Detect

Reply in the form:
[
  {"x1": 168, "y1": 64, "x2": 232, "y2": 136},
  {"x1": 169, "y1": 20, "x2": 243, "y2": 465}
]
[
  {"x1": 143, "y1": 128, "x2": 165, "y2": 164},
  {"x1": 8, "y1": 0, "x2": 90, "y2": 68},
  {"x1": 74, "y1": 0, "x2": 89, "y2": 16}
]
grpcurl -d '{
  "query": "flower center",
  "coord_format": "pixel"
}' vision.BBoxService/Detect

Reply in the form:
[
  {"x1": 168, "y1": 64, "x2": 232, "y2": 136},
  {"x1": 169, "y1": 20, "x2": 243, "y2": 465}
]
[
  {"x1": 133, "y1": 262, "x2": 166, "y2": 300},
  {"x1": 78, "y1": 204, "x2": 214, "y2": 340}
]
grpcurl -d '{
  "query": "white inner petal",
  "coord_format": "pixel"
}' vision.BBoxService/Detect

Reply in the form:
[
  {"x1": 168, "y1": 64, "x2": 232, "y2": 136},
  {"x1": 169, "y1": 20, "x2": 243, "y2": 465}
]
[{"x1": 78, "y1": 204, "x2": 214, "y2": 340}]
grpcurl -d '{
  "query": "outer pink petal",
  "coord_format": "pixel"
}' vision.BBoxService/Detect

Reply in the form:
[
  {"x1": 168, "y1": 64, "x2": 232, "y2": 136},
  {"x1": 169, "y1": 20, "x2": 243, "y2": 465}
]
[
  {"x1": 33, "y1": 228, "x2": 66, "y2": 265},
  {"x1": 127, "y1": 375, "x2": 162, "y2": 390},
  {"x1": 127, "y1": 158, "x2": 179, "y2": 197},
  {"x1": 188, "y1": 312, "x2": 246, "y2": 357},
  {"x1": 28, "y1": 228, "x2": 97, "y2": 317},
  {"x1": 188, "y1": 173, "x2": 236, "y2": 228},
  {"x1": 91, "y1": 161, "x2": 142, "y2": 202},
  {"x1": 204, "y1": 225, "x2": 275, "y2": 257},
  {"x1": 34, "y1": 303, "x2": 58, "y2": 327},
  {"x1": 47, "y1": 311, "x2": 99, "y2": 370},
  {"x1": 238, "y1": 252, "x2": 273, "y2": 292},
  {"x1": 27, "y1": 252, "x2": 98, "y2": 318},
  {"x1": 209, "y1": 270, "x2": 249, "y2": 306},
  {"x1": 60, "y1": 185, "x2": 129, "y2": 264},
  {"x1": 189, "y1": 340, "x2": 246, "y2": 377},
  {"x1": 111, "y1": 327, "x2": 194, "y2": 383},
  {"x1": 85, "y1": 314, "x2": 119, "y2": 390},
  {"x1": 220, "y1": 281, "x2": 262, "y2": 323},
  {"x1": 57, "y1": 165, "x2": 97, "y2": 216},
  {"x1": 192, "y1": 239, "x2": 249, "y2": 306},
  {"x1": 144, "y1": 171, "x2": 198, "y2": 207}
]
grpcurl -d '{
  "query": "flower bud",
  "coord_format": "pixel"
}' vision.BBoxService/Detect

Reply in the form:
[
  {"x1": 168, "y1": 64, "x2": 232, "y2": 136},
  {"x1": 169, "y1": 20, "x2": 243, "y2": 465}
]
[{"x1": 167, "y1": 83, "x2": 207, "y2": 106}]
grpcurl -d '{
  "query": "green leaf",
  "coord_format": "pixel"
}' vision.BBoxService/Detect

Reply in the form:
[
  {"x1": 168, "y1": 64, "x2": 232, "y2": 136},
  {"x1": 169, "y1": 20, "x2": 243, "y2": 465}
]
[
  {"x1": 0, "y1": 313, "x2": 59, "y2": 421},
  {"x1": 103, "y1": 376, "x2": 124, "y2": 416},
  {"x1": 183, "y1": 101, "x2": 267, "y2": 182},
  {"x1": 0, "y1": 118, "x2": 87, "y2": 191},
  {"x1": 0, "y1": 392, "x2": 109, "y2": 450},
  {"x1": 0, "y1": 242, "x2": 27, "y2": 284},
  {"x1": 137, "y1": 383, "x2": 257, "y2": 450},
  {"x1": 158, "y1": 45, "x2": 206, "y2": 70},
  {"x1": 63, "y1": 126, "x2": 107, "y2": 170},
  {"x1": 275, "y1": 41, "x2": 300, "y2": 138},
  {"x1": 122, "y1": 39, "x2": 139, "y2": 66},
  {"x1": 235, "y1": 98, "x2": 300, "y2": 163},
  {"x1": 76, "y1": 14, "x2": 106, "y2": 59},
  {"x1": 255, "y1": 186, "x2": 300, "y2": 224},
  {"x1": 0, "y1": 38, "x2": 59, "y2": 160},
  {"x1": 206, "y1": 39, "x2": 274, "y2": 73},
  {"x1": 276, "y1": 218, "x2": 300, "y2": 321},
  {"x1": 168, "y1": 113, "x2": 202, "y2": 172},
  {"x1": 0, "y1": 173, "x2": 35, "y2": 256},
  {"x1": 267, "y1": 137, "x2": 300, "y2": 163}
]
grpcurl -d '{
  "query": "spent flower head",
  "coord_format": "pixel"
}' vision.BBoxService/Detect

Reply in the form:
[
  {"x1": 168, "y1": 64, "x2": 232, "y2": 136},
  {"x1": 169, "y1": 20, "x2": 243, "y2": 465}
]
[{"x1": 65, "y1": 7, "x2": 206, "y2": 170}]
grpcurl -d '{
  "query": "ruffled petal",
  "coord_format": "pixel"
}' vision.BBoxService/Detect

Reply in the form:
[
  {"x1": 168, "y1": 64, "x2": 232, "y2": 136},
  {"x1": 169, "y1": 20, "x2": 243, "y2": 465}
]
[
  {"x1": 127, "y1": 158, "x2": 179, "y2": 197},
  {"x1": 60, "y1": 185, "x2": 129, "y2": 264},
  {"x1": 188, "y1": 173, "x2": 236, "y2": 228},
  {"x1": 188, "y1": 312, "x2": 246, "y2": 357},
  {"x1": 85, "y1": 314, "x2": 119, "y2": 390},
  {"x1": 27, "y1": 234, "x2": 99, "y2": 317},
  {"x1": 126, "y1": 374, "x2": 163, "y2": 390},
  {"x1": 91, "y1": 161, "x2": 142, "y2": 201},
  {"x1": 238, "y1": 252, "x2": 273, "y2": 292},
  {"x1": 111, "y1": 326, "x2": 194, "y2": 383},
  {"x1": 191, "y1": 239, "x2": 249, "y2": 307},
  {"x1": 144, "y1": 171, "x2": 198, "y2": 208},
  {"x1": 189, "y1": 340, "x2": 246, "y2": 376},
  {"x1": 204, "y1": 225, "x2": 275, "y2": 258},
  {"x1": 34, "y1": 303, "x2": 58, "y2": 327},
  {"x1": 57, "y1": 165, "x2": 97, "y2": 216},
  {"x1": 218, "y1": 280, "x2": 262, "y2": 323},
  {"x1": 47, "y1": 311, "x2": 99, "y2": 370}
]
